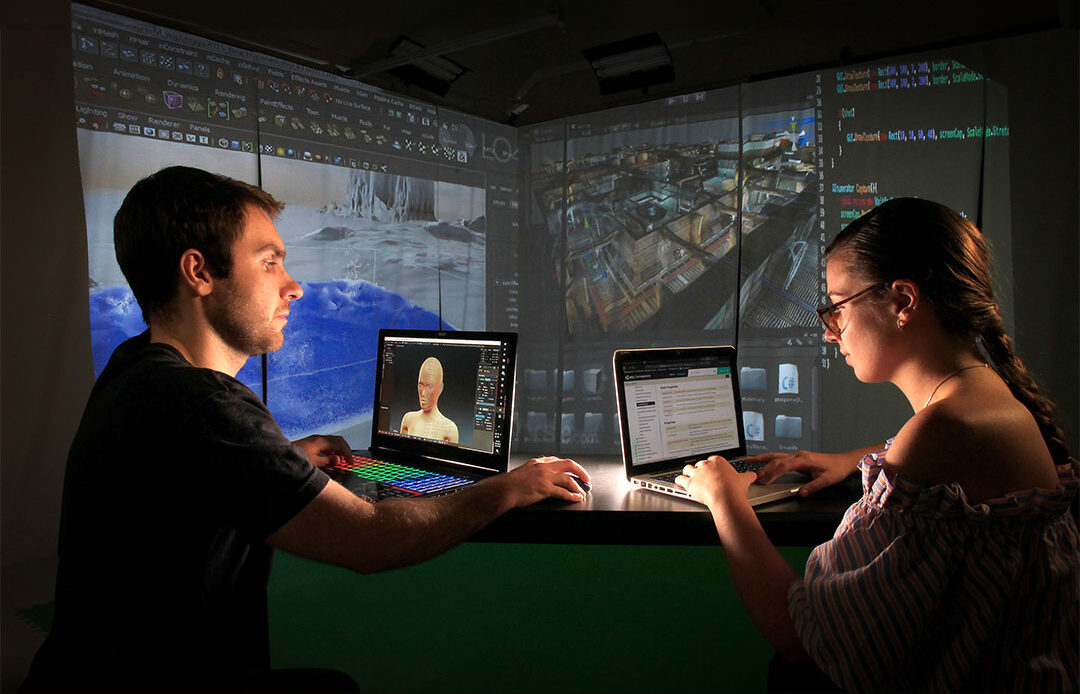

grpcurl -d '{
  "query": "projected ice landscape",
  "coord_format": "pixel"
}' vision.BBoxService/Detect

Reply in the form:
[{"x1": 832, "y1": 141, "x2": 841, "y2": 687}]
[
  {"x1": 262, "y1": 165, "x2": 487, "y2": 442},
  {"x1": 90, "y1": 280, "x2": 447, "y2": 440},
  {"x1": 265, "y1": 166, "x2": 487, "y2": 333}
]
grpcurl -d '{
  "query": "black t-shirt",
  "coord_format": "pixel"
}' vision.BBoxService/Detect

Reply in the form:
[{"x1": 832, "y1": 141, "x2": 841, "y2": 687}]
[{"x1": 24, "y1": 332, "x2": 329, "y2": 691}]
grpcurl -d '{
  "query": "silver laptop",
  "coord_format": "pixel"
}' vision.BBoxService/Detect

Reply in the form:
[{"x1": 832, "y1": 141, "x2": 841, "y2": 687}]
[{"x1": 613, "y1": 345, "x2": 802, "y2": 506}]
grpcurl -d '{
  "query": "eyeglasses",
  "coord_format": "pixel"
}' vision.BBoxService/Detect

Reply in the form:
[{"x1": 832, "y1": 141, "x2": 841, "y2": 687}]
[{"x1": 816, "y1": 283, "x2": 886, "y2": 334}]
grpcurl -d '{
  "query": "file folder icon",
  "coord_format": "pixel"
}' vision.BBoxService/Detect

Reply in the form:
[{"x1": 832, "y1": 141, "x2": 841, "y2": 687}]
[
  {"x1": 740, "y1": 367, "x2": 767, "y2": 391},
  {"x1": 775, "y1": 414, "x2": 803, "y2": 439},
  {"x1": 561, "y1": 413, "x2": 576, "y2": 439},
  {"x1": 525, "y1": 369, "x2": 548, "y2": 392}
]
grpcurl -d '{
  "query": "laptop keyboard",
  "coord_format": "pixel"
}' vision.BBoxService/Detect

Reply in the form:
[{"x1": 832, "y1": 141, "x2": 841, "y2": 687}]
[
  {"x1": 330, "y1": 455, "x2": 471, "y2": 497},
  {"x1": 652, "y1": 457, "x2": 764, "y2": 484}
]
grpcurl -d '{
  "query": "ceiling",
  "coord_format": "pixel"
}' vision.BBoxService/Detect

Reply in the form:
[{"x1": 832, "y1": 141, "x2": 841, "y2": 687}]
[{"x1": 82, "y1": 0, "x2": 1071, "y2": 125}]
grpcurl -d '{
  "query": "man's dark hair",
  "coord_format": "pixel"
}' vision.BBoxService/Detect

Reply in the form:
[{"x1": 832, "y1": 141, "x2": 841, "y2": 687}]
[{"x1": 114, "y1": 166, "x2": 284, "y2": 323}]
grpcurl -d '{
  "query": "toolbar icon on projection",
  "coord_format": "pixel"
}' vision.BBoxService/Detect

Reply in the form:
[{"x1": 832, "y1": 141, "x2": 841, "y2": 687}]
[
  {"x1": 77, "y1": 35, "x2": 98, "y2": 54},
  {"x1": 163, "y1": 91, "x2": 184, "y2": 110}
]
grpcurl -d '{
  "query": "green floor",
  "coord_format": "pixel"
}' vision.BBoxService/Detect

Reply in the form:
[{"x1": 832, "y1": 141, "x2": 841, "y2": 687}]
[{"x1": 268, "y1": 544, "x2": 813, "y2": 693}]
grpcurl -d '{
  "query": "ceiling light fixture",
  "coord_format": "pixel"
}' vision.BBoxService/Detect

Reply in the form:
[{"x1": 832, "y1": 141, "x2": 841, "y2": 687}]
[
  {"x1": 382, "y1": 36, "x2": 468, "y2": 97},
  {"x1": 583, "y1": 33, "x2": 674, "y2": 94},
  {"x1": 348, "y1": 12, "x2": 562, "y2": 78}
]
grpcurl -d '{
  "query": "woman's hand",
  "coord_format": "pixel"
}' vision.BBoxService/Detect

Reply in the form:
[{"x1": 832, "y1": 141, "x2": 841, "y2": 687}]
[
  {"x1": 747, "y1": 449, "x2": 859, "y2": 497},
  {"x1": 675, "y1": 455, "x2": 757, "y2": 510}
]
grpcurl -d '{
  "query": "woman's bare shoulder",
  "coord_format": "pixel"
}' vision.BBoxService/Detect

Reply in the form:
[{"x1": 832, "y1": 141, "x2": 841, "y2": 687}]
[
  {"x1": 887, "y1": 390, "x2": 1057, "y2": 498},
  {"x1": 888, "y1": 403, "x2": 975, "y2": 479}
]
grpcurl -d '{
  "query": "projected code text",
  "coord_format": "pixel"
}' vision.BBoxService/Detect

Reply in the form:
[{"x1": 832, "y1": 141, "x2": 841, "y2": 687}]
[{"x1": 836, "y1": 61, "x2": 984, "y2": 93}]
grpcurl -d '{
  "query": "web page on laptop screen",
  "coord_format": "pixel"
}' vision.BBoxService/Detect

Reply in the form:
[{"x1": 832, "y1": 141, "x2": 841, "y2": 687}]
[
  {"x1": 377, "y1": 336, "x2": 510, "y2": 455},
  {"x1": 623, "y1": 360, "x2": 739, "y2": 466}
]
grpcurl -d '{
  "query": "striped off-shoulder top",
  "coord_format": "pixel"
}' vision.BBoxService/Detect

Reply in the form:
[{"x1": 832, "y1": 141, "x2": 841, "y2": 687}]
[{"x1": 789, "y1": 439, "x2": 1079, "y2": 692}]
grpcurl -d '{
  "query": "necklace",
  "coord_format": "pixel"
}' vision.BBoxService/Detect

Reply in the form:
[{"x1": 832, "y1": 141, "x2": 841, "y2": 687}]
[{"x1": 923, "y1": 363, "x2": 988, "y2": 408}]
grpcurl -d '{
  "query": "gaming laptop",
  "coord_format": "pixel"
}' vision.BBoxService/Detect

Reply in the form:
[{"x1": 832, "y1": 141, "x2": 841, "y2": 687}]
[{"x1": 325, "y1": 329, "x2": 517, "y2": 501}]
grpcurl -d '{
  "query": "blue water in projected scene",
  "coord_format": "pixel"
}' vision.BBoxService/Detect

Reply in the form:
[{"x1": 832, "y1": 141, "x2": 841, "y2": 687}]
[{"x1": 89, "y1": 280, "x2": 449, "y2": 439}]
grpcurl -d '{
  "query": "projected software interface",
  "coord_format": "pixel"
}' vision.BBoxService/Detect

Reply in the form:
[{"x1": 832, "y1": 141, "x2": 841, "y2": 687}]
[
  {"x1": 623, "y1": 360, "x2": 739, "y2": 466},
  {"x1": 377, "y1": 335, "x2": 512, "y2": 456},
  {"x1": 70, "y1": 3, "x2": 1010, "y2": 455}
]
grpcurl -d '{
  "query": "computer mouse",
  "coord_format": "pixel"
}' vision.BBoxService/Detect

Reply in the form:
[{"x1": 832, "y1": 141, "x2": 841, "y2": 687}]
[{"x1": 565, "y1": 473, "x2": 591, "y2": 494}]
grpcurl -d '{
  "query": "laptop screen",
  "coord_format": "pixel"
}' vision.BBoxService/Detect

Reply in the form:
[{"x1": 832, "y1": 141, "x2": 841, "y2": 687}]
[
  {"x1": 614, "y1": 346, "x2": 746, "y2": 472},
  {"x1": 370, "y1": 329, "x2": 517, "y2": 472}
]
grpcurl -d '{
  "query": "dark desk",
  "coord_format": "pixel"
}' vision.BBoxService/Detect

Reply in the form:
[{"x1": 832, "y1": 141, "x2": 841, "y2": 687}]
[{"x1": 472, "y1": 454, "x2": 861, "y2": 546}]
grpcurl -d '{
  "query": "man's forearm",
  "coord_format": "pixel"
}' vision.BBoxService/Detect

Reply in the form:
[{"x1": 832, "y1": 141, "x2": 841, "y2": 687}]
[
  {"x1": 269, "y1": 457, "x2": 584, "y2": 575},
  {"x1": 361, "y1": 476, "x2": 516, "y2": 571}
]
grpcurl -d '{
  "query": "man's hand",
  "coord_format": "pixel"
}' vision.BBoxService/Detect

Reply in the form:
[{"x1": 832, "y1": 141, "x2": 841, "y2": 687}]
[
  {"x1": 491, "y1": 456, "x2": 591, "y2": 508},
  {"x1": 292, "y1": 434, "x2": 351, "y2": 468}
]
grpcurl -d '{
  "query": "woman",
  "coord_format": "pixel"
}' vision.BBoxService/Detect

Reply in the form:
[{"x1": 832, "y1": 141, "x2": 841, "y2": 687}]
[{"x1": 677, "y1": 198, "x2": 1078, "y2": 692}]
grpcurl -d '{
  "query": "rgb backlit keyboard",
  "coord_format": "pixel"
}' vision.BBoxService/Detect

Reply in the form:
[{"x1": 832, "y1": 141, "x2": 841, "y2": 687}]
[{"x1": 331, "y1": 455, "x2": 471, "y2": 496}]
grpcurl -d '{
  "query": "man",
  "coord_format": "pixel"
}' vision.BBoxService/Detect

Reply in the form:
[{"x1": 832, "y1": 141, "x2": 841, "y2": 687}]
[
  {"x1": 400, "y1": 356, "x2": 459, "y2": 443},
  {"x1": 23, "y1": 166, "x2": 589, "y2": 692}
]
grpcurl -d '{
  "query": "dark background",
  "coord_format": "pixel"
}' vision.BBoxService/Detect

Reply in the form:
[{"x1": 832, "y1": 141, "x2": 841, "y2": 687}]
[{"x1": 2, "y1": 1, "x2": 1076, "y2": 691}]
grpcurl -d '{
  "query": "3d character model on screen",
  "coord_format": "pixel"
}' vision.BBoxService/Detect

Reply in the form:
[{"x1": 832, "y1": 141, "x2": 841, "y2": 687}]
[{"x1": 401, "y1": 357, "x2": 459, "y2": 444}]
